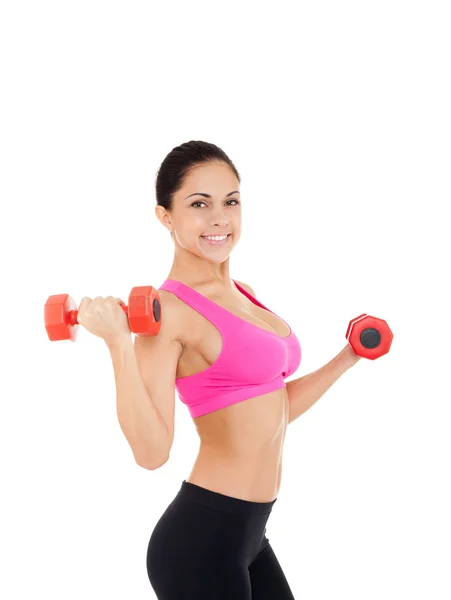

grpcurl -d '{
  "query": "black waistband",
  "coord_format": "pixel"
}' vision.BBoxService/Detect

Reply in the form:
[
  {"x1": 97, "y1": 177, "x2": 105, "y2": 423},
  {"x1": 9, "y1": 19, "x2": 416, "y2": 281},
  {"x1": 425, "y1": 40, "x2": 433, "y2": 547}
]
[{"x1": 176, "y1": 480, "x2": 277, "y2": 516}]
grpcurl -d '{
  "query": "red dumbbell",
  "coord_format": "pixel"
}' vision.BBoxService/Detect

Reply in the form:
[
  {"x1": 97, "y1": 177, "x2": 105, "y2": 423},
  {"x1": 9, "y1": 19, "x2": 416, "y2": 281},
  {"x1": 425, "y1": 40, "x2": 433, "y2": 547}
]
[
  {"x1": 346, "y1": 314, "x2": 393, "y2": 360},
  {"x1": 44, "y1": 286, "x2": 162, "y2": 342}
]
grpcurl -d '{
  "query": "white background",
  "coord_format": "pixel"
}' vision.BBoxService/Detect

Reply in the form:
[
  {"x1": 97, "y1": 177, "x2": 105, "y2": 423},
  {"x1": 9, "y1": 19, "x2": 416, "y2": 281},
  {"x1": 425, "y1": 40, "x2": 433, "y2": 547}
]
[{"x1": 1, "y1": 1, "x2": 450, "y2": 598}]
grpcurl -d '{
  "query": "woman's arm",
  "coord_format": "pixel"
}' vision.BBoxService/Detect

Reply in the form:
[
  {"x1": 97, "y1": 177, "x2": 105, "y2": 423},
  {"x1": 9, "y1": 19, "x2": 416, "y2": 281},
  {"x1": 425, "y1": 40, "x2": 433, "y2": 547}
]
[
  {"x1": 107, "y1": 333, "x2": 174, "y2": 469},
  {"x1": 286, "y1": 344, "x2": 360, "y2": 424}
]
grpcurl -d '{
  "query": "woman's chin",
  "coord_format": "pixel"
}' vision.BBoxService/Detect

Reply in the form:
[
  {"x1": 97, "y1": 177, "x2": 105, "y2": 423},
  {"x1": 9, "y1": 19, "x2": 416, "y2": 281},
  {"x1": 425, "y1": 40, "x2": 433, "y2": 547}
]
[{"x1": 197, "y1": 235, "x2": 235, "y2": 261}]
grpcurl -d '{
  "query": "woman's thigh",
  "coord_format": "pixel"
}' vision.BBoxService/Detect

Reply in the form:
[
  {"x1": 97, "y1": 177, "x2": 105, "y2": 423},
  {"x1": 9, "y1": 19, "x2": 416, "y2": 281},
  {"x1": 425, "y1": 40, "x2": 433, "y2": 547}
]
[{"x1": 249, "y1": 541, "x2": 296, "y2": 599}]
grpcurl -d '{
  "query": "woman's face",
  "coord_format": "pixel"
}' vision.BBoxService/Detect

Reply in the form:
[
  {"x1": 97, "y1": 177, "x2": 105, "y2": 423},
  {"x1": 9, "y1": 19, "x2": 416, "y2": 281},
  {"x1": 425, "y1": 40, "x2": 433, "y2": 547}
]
[{"x1": 158, "y1": 162, "x2": 242, "y2": 262}]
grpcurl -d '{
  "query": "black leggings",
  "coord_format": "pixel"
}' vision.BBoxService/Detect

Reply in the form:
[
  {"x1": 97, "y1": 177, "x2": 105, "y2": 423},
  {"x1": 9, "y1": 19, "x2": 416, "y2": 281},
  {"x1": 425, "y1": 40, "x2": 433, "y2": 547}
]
[{"x1": 146, "y1": 480, "x2": 295, "y2": 599}]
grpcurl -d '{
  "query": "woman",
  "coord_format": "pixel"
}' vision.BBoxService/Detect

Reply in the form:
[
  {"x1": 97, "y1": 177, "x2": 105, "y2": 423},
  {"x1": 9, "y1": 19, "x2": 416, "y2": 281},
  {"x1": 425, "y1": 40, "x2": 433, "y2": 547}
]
[{"x1": 77, "y1": 140, "x2": 360, "y2": 599}]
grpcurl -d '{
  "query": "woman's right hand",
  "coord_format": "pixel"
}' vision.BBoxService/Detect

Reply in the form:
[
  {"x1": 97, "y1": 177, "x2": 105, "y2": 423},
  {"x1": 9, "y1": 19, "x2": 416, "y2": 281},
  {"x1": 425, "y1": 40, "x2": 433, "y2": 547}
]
[{"x1": 77, "y1": 296, "x2": 131, "y2": 344}]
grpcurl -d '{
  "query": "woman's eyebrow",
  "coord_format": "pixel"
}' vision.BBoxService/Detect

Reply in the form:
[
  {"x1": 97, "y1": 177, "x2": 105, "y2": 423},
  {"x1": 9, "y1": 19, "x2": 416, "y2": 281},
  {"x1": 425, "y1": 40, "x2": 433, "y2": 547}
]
[{"x1": 185, "y1": 190, "x2": 240, "y2": 200}]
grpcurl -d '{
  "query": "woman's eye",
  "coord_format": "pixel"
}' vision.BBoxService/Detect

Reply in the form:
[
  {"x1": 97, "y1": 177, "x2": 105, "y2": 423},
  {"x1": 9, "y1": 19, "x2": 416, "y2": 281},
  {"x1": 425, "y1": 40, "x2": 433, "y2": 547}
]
[{"x1": 191, "y1": 199, "x2": 240, "y2": 208}]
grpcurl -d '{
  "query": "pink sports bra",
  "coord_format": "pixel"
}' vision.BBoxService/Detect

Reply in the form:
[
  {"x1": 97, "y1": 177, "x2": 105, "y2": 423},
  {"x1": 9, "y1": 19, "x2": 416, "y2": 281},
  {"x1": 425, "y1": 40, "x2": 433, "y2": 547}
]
[{"x1": 158, "y1": 279, "x2": 302, "y2": 418}]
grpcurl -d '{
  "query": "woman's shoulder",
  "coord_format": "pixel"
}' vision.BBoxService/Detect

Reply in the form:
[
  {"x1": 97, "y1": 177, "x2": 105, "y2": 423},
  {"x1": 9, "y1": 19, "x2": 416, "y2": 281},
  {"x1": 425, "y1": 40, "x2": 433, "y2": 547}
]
[
  {"x1": 234, "y1": 280, "x2": 256, "y2": 297},
  {"x1": 156, "y1": 288, "x2": 192, "y2": 350}
]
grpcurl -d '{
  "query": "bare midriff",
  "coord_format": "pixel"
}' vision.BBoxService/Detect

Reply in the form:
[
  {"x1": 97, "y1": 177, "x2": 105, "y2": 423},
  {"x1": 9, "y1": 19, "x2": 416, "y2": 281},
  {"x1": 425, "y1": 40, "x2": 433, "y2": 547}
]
[{"x1": 186, "y1": 387, "x2": 289, "y2": 503}]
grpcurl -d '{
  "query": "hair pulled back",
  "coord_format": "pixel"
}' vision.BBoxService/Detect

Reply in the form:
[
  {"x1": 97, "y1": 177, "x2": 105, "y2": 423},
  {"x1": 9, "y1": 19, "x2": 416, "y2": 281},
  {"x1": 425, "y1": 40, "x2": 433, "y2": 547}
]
[{"x1": 155, "y1": 140, "x2": 241, "y2": 211}]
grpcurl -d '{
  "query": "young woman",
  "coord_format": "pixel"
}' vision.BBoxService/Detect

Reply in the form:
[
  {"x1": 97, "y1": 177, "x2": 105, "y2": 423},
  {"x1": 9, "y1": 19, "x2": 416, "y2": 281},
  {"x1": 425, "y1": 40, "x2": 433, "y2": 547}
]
[{"x1": 76, "y1": 140, "x2": 360, "y2": 599}]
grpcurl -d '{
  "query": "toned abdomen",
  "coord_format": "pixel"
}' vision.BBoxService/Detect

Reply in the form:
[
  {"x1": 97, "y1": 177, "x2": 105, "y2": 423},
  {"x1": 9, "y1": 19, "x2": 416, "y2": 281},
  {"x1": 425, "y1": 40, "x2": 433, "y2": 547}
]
[{"x1": 187, "y1": 387, "x2": 289, "y2": 502}]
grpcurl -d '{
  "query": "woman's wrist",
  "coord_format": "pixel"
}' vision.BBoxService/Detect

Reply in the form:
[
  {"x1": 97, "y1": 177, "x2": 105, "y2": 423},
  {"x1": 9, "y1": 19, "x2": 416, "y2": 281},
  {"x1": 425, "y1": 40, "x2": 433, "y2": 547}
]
[
  {"x1": 104, "y1": 331, "x2": 133, "y2": 351},
  {"x1": 339, "y1": 343, "x2": 362, "y2": 369}
]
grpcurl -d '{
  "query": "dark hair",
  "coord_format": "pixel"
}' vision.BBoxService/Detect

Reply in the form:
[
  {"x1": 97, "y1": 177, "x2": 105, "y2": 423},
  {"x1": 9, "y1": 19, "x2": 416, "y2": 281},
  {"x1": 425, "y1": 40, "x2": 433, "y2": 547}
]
[{"x1": 155, "y1": 140, "x2": 241, "y2": 211}]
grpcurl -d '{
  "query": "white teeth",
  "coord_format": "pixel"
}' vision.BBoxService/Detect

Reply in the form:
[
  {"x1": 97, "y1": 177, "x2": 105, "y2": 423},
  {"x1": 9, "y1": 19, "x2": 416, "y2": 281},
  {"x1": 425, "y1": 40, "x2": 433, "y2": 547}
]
[{"x1": 203, "y1": 235, "x2": 228, "y2": 241}]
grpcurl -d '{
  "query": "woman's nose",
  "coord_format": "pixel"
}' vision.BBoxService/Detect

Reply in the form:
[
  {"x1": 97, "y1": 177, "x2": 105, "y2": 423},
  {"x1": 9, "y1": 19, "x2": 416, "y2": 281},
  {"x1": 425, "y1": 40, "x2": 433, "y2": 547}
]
[{"x1": 209, "y1": 211, "x2": 229, "y2": 227}]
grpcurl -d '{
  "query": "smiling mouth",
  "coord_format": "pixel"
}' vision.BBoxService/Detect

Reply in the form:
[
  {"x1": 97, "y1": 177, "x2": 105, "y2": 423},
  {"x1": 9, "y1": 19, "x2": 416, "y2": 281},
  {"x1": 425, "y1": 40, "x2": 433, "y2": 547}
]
[{"x1": 200, "y1": 234, "x2": 231, "y2": 245}]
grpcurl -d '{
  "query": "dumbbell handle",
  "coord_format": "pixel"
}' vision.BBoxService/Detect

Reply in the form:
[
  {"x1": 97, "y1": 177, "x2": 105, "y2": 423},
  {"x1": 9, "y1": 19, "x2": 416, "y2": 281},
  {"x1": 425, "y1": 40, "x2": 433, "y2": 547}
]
[{"x1": 67, "y1": 304, "x2": 129, "y2": 327}]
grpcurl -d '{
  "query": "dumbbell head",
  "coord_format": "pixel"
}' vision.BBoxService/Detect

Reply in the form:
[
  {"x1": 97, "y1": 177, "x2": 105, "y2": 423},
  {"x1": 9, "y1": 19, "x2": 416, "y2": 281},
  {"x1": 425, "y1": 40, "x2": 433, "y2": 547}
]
[
  {"x1": 44, "y1": 294, "x2": 79, "y2": 341},
  {"x1": 127, "y1": 286, "x2": 162, "y2": 336},
  {"x1": 44, "y1": 286, "x2": 162, "y2": 342},
  {"x1": 346, "y1": 314, "x2": 393, "y2": 360}
]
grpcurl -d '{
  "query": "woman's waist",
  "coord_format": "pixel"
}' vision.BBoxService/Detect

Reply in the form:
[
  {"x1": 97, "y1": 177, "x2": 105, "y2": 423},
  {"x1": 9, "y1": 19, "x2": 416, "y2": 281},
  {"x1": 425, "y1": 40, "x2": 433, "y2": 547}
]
[
  {"x1": 186, "y1": 467, "x2": 281, "y2": 503},
  {"x1": 197, "y1": 435, "x2": 285, "y2": 463},
  {"x1": 187, "y1": 445, "x2": 283, "y2": 502}
]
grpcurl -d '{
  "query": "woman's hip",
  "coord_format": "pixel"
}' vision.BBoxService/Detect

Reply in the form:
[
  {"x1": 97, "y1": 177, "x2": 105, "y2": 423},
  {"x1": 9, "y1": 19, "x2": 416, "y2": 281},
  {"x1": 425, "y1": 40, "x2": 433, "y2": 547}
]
[{"x1": 147, "y1": 479, "x2": 277, "y2": 573}]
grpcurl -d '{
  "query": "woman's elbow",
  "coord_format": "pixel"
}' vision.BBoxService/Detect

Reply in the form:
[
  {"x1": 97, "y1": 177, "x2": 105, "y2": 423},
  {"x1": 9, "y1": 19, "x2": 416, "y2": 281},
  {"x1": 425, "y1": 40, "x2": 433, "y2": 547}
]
[{"x1": 135, "y1": 453, "x2": 169, "y2": 471}]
